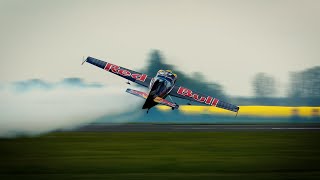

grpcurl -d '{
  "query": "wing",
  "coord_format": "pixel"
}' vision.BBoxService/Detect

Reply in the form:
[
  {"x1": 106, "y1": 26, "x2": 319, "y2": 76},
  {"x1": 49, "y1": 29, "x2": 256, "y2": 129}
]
[
  {"x1": 169, "y1": 86, "x2": 239, "y2": 112},
  {"x1": 83, "y1": 56, "x2": 152, "y2": 87}
]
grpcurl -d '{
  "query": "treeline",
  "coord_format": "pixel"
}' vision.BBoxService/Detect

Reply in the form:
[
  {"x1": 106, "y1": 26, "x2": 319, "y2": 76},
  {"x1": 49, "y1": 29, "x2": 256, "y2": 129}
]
[
  {"x1": 250, "y1": 67, "x2": 320, "y2": 106},
  {"x1": 142, "y1": 50, "x2": 320, "y2": 106}
]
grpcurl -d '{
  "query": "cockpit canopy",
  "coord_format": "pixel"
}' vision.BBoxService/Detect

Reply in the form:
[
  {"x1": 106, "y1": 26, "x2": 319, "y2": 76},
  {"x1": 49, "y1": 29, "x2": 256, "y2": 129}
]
[{"x1": 157, "y1": 70, "x2": 177, "y2": 82}]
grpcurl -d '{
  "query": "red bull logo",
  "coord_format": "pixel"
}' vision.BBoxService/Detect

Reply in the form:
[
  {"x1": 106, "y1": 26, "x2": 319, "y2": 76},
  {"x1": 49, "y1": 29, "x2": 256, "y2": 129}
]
[
  {"x1": 177, "y1": 86, "x2": 219, "y2": 106},
  {"x1": 104, "y1": 63, "x2": 147, "y2": 82}
]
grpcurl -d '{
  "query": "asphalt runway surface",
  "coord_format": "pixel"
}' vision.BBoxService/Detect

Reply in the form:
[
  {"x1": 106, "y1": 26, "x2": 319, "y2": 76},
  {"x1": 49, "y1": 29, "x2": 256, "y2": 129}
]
[{"x1": 71, "y1": 124, "x2": 320, "y2": 132}]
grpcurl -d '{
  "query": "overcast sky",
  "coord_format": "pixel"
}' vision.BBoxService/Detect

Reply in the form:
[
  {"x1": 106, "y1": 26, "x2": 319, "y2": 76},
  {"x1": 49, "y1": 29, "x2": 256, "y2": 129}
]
[{"x1": 1, "y1": 0, "x2": 319, "y2": 96}]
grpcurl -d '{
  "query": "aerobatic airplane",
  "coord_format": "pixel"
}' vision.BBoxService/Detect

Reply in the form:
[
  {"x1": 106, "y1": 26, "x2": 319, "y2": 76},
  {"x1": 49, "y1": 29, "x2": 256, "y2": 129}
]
[{"x1": 82, "y1": 56, "x2": 239, "y2": 114}]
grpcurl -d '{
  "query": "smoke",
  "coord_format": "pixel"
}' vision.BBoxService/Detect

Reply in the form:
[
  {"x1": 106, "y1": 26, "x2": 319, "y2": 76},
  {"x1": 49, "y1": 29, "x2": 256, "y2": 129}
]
[{"x1": 0, "y1": 78, "x2": 143, "y2": 137}]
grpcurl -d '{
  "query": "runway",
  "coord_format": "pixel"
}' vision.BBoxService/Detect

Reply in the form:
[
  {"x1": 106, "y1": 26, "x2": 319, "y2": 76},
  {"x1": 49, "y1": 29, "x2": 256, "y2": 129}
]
[{"x1": 72, "y1": 123, "x2": 320, "y2": 132}]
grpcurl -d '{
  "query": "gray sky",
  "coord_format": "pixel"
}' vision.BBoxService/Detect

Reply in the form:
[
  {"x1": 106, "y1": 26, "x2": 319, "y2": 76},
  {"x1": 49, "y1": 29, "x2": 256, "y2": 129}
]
[{"x1": 1, "y1": 0, "x2": 319, "y2": 96}]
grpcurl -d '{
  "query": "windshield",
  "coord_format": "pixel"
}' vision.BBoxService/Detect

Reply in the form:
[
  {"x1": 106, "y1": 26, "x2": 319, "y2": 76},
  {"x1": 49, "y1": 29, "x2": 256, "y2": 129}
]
[{"x1": 156, "y1": 70, "x2": 176, "y2": 83}]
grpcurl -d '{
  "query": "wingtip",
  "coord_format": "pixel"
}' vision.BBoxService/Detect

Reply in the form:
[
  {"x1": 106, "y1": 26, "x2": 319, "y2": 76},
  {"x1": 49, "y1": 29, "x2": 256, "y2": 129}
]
[
  {"x1": 81, "y1": 56, "x2": 88, "y2": 65},
  {"x1": 235, "y1": 107, "x2": 240, "y2": 118}
]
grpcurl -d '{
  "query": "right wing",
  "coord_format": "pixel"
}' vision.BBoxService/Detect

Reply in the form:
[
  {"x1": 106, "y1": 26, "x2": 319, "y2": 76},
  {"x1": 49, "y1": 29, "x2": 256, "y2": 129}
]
[
  {"x1": 83, "y1": 56, "x2": 152, "y2": 87},
  {"x1": 169, "y1": 86, "x2": 239, "y2": 112}
]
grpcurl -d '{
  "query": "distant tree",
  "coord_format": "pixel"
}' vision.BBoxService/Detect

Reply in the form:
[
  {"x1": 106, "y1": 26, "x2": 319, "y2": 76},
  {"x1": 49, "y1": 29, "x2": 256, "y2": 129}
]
[
  {"x1": 288, "y1": 66, "x2": 320, "y2": 98},
  {"x1": 191, "y1": 72, "x2": 206, "y2": 81},
  {"x1": 143, "y1": 50, "x2": 174, "y2": 76},
  {"x1": 252, "y1": 73, "x2": 276, "y2": 98}
]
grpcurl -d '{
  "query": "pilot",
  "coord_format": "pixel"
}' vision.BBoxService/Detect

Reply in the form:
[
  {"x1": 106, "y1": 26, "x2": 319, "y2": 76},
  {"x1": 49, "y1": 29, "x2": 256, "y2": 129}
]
[
  {"x1": 165, "y1": 70, "x2": 177, "y2": 82},
  {"x1": 156, "y1": 70, "x2": 177, "y2": 83}
]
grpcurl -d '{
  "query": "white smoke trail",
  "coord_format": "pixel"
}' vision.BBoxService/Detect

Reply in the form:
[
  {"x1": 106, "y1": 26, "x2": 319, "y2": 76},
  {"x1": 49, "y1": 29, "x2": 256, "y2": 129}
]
[{"x1": 0, "y1": 84, "x2": 143, "y2": 137}]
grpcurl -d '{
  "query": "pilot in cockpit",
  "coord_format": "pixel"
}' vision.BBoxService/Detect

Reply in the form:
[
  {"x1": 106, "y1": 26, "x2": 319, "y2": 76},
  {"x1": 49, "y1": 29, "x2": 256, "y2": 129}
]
[{"x1": 156, "y1": 70, "x2": 177, "y2": 83}]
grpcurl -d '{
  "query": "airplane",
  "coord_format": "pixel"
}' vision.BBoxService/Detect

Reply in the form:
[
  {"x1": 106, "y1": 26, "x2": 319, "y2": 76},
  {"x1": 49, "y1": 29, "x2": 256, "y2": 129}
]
[{"x1": 82, "y1": 56, "x2": 240, "y2": 114}]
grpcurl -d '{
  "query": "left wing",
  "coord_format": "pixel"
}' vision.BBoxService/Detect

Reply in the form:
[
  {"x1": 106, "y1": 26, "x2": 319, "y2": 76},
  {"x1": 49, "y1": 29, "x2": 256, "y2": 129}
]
[
  {"x1": 83, "y1": 56, "x2": 152, "y2": 87},
  {"x1": 169, "y1": 86, "x2": 239, "y2": 112}
]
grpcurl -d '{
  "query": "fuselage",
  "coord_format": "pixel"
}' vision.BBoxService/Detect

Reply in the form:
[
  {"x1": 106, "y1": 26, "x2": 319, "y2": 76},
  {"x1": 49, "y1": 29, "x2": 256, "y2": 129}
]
[{"x1": 142, "y1": 70, "x2": 177, "y2": 109}]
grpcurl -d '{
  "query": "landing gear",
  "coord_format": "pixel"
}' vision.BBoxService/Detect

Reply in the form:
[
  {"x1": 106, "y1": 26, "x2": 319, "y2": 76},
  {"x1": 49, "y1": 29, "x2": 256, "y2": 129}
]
[
  {"x1": 172, "y1": 103, "x2": 179, "y2": 110},
  {"x1": 187, "y1": 102, "x2": 191, "y2": 105},
  {"x1": 146, "y1": 109, "x2": 149, "y2": 114},
  {"x1": 168, "y1": 95, "x2": 179, "y2": 110},
  {"x1": 126, "y1": 81, "x2": 131, "y2": 85}
]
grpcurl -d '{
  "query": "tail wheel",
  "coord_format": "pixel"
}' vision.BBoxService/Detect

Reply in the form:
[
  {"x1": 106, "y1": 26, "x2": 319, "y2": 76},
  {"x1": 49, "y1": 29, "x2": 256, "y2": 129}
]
[{"x1": 172, "y1": 103, "x2": 179, "y2": 110}]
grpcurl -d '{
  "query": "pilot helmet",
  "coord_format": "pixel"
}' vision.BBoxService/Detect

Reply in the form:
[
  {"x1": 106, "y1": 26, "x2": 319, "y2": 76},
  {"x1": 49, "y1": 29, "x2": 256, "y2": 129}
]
[{"x1": 157, "y1": 70, "x2": 165, "y2": 75}]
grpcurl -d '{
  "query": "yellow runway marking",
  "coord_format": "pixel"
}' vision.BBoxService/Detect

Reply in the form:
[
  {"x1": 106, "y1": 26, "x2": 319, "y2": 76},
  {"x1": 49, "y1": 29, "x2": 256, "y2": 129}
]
[{"x1": 156, "y1": 105, "x2": 320, "y2": 117}]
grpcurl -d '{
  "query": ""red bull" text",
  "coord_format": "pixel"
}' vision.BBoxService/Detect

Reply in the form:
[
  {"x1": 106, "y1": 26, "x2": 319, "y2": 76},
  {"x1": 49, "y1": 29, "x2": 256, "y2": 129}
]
[
  {"x1": 104, "y1": 63, "x2": 148, "y2": 82},
  {"x1": 177, "y1": 86, "x2": 219, "y2": 106}
]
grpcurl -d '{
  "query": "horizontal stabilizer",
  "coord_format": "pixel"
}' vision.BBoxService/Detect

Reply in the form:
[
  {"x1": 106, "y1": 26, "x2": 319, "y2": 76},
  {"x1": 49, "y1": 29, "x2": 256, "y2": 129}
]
[
  {"x1": 154, "y1": 97, "x2": 179, "y2": 109},
  {"x1": 125, "y1": 88, "x2": 148, "y2": 99}
]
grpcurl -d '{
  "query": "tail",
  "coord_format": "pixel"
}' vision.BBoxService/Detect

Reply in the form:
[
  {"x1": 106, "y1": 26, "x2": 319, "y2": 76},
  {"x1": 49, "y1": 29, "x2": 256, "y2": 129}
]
[
  {"x1": 154, "y1": 96, "x2": 179, "y2": 110},
  {"x1": 125, "y1": 88, "x2": 148, "y2": 99}
]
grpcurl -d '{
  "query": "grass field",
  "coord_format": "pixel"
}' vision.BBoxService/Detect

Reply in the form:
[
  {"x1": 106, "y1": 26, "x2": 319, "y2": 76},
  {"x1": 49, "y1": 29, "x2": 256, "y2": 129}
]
[{"x1": 1, "y1": 132, "x2": 320, "y2": 179}]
